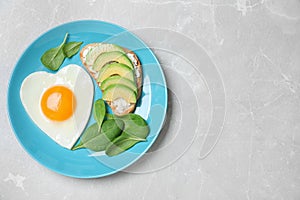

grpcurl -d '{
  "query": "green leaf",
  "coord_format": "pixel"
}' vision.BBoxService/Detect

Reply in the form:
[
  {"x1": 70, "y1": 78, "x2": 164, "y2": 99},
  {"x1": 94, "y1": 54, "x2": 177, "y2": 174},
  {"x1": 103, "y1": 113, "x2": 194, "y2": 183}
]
[
  {"x1": 72, "y1": 99, "x2": 149, "y2": 155},
  {"x1": 63, "y1": 41, "x2": 83, "y2": 58},
  {"x1": 115, "y1": 114, "x2": 150, "y2": 139},
  {"x1": 105, "y1": 133, "x2": 146, "y2": 156},
  {"x1": 71, "y1": 123, "x2": 99, "y2": 150},
  {"x1": 85, "y1": 119, "x2": 123, "y2": 151},
  {"x1": 101, "y1": 119, "x2": 124, "y2": 136},
  {"x1": 40, "y1": 33, "x2": 68, "y2": 71},
  {"x1": 71, "y1": 119, "x2": 124, "y2": 152},
  {"x1": 81, "y1": 134, "x2": 109, "y2": 151},
  {"x1": 93, "y1": 99, "x2": 106, "y2": 129},
  {"x1": 105, "y1": 113, "x2": 114, "y2": 120}
]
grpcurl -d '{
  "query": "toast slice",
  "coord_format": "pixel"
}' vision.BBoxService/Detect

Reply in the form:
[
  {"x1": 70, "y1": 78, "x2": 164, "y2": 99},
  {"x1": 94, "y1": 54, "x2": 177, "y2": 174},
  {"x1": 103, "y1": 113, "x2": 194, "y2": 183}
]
[{"x1": 80, "y1": 43, "x2": 142, "y2": 115}]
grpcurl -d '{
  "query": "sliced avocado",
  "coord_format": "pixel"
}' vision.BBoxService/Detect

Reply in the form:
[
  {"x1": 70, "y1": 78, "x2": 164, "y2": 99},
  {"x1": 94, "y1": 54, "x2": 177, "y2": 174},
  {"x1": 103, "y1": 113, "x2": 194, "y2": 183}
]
[
  {"x1": 97, "y1": 62, "x2": 135, "y2": 83},
  {"x1": 86, "y1": 43, "x2": 125, "y2": 66},
  {"x1": 93, "y1": 51, "x2": 134, "y2": 71},
  {"x1": 102, "y1": 84, "x2": 137, "y2": 104},
  {"x1": 101, "y1": 75, "x2": 137, "y2": 94}
]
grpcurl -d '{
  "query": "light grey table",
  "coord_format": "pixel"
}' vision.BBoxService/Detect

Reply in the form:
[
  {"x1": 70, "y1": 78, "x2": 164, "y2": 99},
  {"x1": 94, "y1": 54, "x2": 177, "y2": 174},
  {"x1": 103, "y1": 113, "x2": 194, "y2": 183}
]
[{"x1": 1, "y1": 0, "x2": 300, "y2": 199}]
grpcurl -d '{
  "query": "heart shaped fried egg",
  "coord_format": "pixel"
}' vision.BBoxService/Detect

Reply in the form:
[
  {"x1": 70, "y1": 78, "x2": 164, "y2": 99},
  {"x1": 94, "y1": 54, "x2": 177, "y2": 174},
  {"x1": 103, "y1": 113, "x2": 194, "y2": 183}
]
[{"x1": 20, "y1": 64, "x2": 94, "y2": 149}]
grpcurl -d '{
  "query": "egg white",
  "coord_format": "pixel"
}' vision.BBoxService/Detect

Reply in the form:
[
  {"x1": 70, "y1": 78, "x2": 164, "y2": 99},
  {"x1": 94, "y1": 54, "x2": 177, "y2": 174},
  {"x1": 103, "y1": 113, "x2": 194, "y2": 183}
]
[{"x1": 20, "y1": 64, "x2": 94, "y2": 149}]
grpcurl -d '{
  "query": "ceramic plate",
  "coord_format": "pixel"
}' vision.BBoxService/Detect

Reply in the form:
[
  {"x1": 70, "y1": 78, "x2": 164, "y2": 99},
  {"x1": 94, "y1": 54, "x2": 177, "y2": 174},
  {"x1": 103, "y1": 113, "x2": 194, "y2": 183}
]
[{"x1": 7, "y1": 20, "x2": 167, "y2": 178}]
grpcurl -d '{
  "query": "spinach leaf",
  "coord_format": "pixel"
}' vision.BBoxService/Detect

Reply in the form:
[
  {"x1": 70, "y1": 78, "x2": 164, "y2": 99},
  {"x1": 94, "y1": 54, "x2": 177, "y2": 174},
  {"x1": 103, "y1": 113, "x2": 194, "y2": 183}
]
[
  {"x1": 101, "y1": 118, "x2": 124, "y2": 136},
  {"x1": 71, "y1": 98, "x2": 149, "y2": 156},
  {"x1": 71, "y1": 123, "x2": 99, "y2": 150},
  {"x1": 93, "y1": 99, "x2": 106, "y2": 129},
  {"x1": 105, "y1": 133, "x2": 146, "y2": 157},
  {"x1": 83, "y1": 119, "x2": 123, "y2": 151},
  {"x1": 105, "y1": 113, "x2": 114, "y2": 120},
  {"x1": 63, "y1": 41, "x2": 83, "y2": 58},
  {"x1": 40, "y1": 33, "x2": 68, "y2": 71},
  {"x1": 115, "y1": 114, "x2": 150, "y2": 139},
  {"x1": 71, "y1": 119, "x2": 124, "y2": 151}
]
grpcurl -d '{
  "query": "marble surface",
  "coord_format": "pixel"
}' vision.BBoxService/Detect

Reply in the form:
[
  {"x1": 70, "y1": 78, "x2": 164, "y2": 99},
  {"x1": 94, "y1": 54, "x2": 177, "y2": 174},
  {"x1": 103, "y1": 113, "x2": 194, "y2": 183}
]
[{"x1": 1, "y1": 0, "x2": 300, "y2": 199}]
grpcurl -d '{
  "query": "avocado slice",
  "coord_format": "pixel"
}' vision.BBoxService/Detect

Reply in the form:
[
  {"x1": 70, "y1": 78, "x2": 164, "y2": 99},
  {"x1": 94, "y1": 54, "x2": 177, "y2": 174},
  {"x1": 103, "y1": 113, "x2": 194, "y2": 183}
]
[
  {"x1": 101, "y1": 75, "x2": 137, "y2": 94},
  {"x1": 93, "y1": 51, "x2": 134, "y2": 71},
  {"x1": 86, "y1": 44, "x2": 126, "y2": 66},
  {"x1": 97, "y1": 62, "x2": 135, "y2": 83},
  {"x1": 102, "y1": 84, "x2": 137, "y2": 104}
]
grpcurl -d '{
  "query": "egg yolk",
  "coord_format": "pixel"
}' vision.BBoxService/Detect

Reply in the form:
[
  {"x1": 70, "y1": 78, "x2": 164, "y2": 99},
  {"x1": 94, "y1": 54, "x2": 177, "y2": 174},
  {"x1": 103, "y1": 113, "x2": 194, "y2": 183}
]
[{"x1": 41, "y1": 86, "x2": 76, "y2": 121}]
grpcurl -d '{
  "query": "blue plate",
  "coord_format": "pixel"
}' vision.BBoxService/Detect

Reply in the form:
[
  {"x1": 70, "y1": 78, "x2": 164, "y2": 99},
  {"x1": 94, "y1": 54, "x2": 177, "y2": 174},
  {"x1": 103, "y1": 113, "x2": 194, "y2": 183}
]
[{"x1": 7, "y1": 20, "x2": 167, "y2": 178}]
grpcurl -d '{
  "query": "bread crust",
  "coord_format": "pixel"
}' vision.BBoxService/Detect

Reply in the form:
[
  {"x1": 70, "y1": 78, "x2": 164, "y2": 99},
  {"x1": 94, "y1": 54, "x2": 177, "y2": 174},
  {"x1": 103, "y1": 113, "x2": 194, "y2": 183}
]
[{"x1": 79, "y1": 43, "x2": 142, "y2": 115}]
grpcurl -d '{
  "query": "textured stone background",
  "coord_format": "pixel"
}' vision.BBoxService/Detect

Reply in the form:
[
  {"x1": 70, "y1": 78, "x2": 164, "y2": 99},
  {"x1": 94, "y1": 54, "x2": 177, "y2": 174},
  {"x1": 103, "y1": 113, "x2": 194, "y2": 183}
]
[{"x1": 1, "y1": 0, "x2": 300, "y2": 199}]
